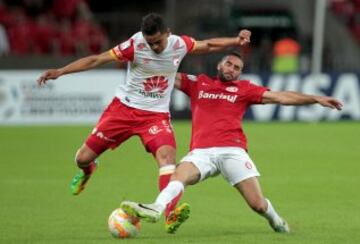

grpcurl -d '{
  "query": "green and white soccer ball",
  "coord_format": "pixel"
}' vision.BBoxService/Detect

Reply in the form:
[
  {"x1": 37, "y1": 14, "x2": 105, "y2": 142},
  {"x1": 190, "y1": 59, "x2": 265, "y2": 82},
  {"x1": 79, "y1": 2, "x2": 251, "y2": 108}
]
[{"x1": 108, "y1": 208, "x2": 141, "y2": 238}]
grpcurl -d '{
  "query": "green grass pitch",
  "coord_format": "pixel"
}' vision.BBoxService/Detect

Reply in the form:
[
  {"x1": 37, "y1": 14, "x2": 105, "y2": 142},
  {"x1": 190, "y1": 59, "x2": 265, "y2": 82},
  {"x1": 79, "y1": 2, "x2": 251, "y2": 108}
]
[{"x1": 0, "y1": 121, "x2": 359, "y2": 244}]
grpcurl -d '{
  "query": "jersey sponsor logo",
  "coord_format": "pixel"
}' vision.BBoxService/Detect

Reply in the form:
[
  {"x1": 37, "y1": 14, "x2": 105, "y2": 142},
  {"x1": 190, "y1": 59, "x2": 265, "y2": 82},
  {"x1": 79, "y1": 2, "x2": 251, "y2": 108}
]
[
  {"x1": 148, "y1": 125, "x2": 163, "y2": 135},
  {"x1": 225, "y1": 86, "x2": 238, "y2": 92},
  {"x1": 198, "y1": 90, "x2": 237, "y2": 103},
  {"x1": 139, "y1": 76, "x2": 169, "y2": 99}
]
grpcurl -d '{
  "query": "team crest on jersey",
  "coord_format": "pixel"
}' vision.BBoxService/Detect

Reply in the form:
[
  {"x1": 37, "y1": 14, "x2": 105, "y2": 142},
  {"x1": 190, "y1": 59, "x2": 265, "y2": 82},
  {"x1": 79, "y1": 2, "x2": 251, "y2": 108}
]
[
  {"x1": 139, "y1": 76, "x2": 169, "y2": 98},
  {"x1": 137, "y1": 42, "x2": 147, "y2": 50},
  {"x1": 225, "y1": 86, "x2": 238, "y2": 93}
]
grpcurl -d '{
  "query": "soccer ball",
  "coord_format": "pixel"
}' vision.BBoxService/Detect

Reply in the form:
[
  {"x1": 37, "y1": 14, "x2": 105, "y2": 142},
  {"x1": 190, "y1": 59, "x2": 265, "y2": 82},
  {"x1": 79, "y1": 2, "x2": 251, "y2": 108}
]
[{"x1": 108, "y1": 208, "x2": 141, "y2": 238}]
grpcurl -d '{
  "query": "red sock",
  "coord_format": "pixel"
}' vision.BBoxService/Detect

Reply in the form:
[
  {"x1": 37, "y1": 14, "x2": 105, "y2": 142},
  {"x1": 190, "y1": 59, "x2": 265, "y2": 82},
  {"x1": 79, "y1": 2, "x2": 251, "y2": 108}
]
[
  {"x1": 165, "y1": 191, "x2": 183, "y2": 218},
  {"x1": 158, "y1": 173, "x2": 183, "y2": 218},
  {"x1": 79, "y1": 161, "x2": 96, "y2": 175}
]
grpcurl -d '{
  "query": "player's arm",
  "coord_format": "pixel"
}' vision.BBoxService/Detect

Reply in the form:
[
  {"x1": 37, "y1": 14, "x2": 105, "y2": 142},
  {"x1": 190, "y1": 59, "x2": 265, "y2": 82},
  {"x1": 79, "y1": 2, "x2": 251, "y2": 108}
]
[
  {"x1": 174, "y1": 73, "x2": 183, "y2": 90},
  {"x1": 190, "y1": 29, "x2": 251, "y2": 55},
  {"x1": 261, "y1": 91, "x2": 343, "y2": 110},
  {"x1": 37, "y1": 51, "x2": 115, "y2": 86}
]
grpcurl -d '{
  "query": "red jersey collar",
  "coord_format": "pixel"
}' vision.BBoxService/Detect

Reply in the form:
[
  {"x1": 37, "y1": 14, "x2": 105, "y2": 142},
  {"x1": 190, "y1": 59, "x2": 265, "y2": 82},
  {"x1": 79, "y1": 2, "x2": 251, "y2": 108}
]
[{"x1": 214, "y1": 76, "x2": 240, "y2": 86}]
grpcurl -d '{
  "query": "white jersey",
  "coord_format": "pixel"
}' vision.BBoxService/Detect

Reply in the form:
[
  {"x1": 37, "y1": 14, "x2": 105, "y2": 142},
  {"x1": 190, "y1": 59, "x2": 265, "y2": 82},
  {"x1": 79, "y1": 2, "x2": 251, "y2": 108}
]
[{"x1": 110, "y1": 32, "x2": 195, "y2": 113}]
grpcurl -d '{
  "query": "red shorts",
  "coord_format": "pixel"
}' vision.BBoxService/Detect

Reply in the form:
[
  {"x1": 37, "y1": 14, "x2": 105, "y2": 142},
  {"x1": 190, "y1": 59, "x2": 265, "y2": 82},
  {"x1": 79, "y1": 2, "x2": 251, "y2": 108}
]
[{"x1": 85, "y1": 98, "x2": 176, "y2": 155}]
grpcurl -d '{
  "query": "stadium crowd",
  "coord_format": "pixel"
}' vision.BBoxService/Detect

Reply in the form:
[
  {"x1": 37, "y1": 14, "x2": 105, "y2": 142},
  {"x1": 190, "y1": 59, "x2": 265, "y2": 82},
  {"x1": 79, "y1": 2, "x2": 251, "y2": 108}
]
[
  {"x1": 0, "y1": 0, "x2": 108, "y2": 56},
  {"x1": 331, "y1": 0, "x2": 360, "y2": 42},
  {"x1": 0, "y1": 0, "x2": 359, "y2": 73}
]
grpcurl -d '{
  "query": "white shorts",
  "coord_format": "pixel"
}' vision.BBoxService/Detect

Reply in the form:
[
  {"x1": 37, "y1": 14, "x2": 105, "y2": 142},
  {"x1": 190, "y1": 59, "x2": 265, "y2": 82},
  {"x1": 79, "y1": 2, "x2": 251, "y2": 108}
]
[{"x1": 180, "y1": 147, "x2": 260, "y2": 186}]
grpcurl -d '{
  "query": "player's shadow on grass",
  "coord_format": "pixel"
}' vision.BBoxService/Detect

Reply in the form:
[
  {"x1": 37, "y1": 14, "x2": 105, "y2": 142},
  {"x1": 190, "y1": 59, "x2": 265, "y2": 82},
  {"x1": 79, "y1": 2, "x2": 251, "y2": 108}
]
[{"x1": 134, "y1": 226, "x2": 275, "y2": 241}]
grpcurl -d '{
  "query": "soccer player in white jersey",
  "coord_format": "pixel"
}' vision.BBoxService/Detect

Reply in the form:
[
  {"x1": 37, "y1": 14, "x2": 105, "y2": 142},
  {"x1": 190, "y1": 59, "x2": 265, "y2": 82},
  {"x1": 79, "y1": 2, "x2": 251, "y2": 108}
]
[
  {"x1": 120, "y1": 52, "x2": 343, "y2": 233},
  {"x1": 37, "y1": 13, "x2": 251, "y2": 233}
]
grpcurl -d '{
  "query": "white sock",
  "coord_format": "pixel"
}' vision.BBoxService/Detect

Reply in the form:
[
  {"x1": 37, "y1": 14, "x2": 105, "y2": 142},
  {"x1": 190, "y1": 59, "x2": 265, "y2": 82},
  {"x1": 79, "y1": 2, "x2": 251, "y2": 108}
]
[
  {"x1": 154, "y1": 180, "x2": 184, "y2": 213},
  {"x1": 262, "y1": 199, "x2": 282, "y2": 222}
]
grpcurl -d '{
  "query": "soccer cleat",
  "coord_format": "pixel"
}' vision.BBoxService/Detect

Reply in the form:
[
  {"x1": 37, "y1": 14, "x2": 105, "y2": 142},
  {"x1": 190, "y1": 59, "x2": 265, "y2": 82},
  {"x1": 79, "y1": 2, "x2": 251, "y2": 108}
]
[
  {"x1": 269, "y1": 218, "x2": 290, "y2": 233},
  {"x1": 120, "y1": 201, "x2": 161, "y2": 223},
  {"x1": 165, "y1": 203, "x2": 190, "y2": 234},
  {"x1": 70, "y1": 162, "x2": 97, "y2": 195}
]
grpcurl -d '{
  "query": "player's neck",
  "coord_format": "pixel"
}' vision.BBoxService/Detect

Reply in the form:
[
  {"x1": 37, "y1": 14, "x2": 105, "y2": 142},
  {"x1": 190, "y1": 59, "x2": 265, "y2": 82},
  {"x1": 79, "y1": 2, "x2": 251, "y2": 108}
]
[{"x1": 217, "y1": 75, "x2": 235, "y2": 83}]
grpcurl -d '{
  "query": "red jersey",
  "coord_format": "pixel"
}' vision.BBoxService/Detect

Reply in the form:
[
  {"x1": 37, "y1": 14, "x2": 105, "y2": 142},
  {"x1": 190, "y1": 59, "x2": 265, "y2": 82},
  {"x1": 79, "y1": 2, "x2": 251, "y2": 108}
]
[{"x1": 179, "y1": 73, "x2": 268, "y2": 151}]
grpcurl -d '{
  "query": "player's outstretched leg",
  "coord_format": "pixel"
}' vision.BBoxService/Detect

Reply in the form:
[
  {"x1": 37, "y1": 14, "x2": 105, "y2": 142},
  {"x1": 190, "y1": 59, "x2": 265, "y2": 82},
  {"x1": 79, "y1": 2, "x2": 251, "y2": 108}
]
[
  {"x1": 268, "y1": 216, "x2": 290, "y2": 233},
  {"x1": 120, "y1": 201, "x2": 190, "y2": 234},
  {"x1": 165, "y1": 202, "x2": 190, "y2": 234},
  {"x1": 70, "y1": 144, "x2": 100, "y2": 195},
  {"x1": 121, "y1": 180, "x2": 192, "y2": 233},
  {"x1": 235, "y1": 177, "x2": 290, "y2": 233},
  {"x1": 70, "y1": 160, "x2": 97, "y2": 195},
  {"x1": 120, "y1": 201, "x2": 162, "y2": 223},
  {"x1": 264, "y1": 199, "x2": 290, "y2": 233},
  {"x1": 158, "y1": 165, "x2": 183, "y2": 218}
]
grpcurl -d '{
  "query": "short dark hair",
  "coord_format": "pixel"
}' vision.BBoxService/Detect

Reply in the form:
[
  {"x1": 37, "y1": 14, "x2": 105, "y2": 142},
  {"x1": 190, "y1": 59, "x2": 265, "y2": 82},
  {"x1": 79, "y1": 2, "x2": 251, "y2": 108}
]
[
  {"x1": 141, "y1": 13, "x2": 167, "y2": 35},
  {"x1": 226, "y1": 51, "x2": 243, "y2": 61},
  {"x1": 220, "y1": 51, "x2": 244, "y2": 64}
]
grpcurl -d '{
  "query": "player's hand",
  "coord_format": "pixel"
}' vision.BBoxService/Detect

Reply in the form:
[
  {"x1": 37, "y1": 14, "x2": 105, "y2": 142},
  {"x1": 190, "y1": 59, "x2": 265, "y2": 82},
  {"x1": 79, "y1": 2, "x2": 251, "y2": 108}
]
[
  {"x1": 37, "y1": 69, "x2": 63, "y2": 86},
  {"x1": 316, "y1": 96, "x2": 343, "y2": 110},
  {"x1": 238, "y1": 29, "x2": 251, "y2": 46}
]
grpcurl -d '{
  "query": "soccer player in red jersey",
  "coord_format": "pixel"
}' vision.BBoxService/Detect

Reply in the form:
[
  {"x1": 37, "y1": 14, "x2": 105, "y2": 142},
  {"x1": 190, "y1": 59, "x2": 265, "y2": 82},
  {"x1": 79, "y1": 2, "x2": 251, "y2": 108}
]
[
  {"x1": 120, "y1": 52, "x2": 343, "y2": 233},
  {"x1": 37, "y1": 13, "x2": 251, "y2": 233}
]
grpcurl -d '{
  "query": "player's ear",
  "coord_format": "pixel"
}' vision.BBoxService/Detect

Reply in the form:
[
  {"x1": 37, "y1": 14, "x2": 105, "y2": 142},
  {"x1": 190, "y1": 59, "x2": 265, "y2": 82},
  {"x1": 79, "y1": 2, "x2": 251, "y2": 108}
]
[{"x1": 217, "y1": 62, "x2": 221, "y2": 71}]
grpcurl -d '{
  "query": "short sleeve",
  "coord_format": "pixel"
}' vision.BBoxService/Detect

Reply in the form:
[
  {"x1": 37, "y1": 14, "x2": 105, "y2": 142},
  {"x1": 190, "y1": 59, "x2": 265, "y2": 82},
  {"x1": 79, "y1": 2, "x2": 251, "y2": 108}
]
[
  {"x1": 180, "y1": 35, "x2": 196, "y2": 53},
  {"x1": 179, "y1": 73, "x2": 198, "y2": 96},
  {"x1": 110, "y1": 38, "x2": 134, "y2": 61},
  {"x1": 245, "y1": 81, "x2": 269, "y2": 104}
]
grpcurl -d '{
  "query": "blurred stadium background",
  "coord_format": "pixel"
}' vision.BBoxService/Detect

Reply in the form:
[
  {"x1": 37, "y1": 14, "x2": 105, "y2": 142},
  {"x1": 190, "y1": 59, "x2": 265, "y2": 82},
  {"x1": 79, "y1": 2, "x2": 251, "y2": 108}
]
[
  {"x1": 0, "y1": 0, "x2": 359, "y2": 122},
  {"x1": 0, "y1": 0, "x2": 359, "y2": 243}
]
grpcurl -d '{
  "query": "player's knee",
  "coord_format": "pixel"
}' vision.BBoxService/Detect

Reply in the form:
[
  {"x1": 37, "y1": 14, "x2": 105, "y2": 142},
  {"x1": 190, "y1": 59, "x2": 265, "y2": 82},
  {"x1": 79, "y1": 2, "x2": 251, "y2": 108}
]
[
  {"x1": 249, "y1": 199, "x2": 267, "y2": 214},
  {"x1": 75, "y1": 149, "x2": 93, "y2": 166},
  {"x1": 171, "y1": 170, "x2": 185, "y2": 180},
  {"x1": 170, "y1": 171, "x2": 190, "y2": 186},
  {"x1": 155, "y1": 147, "x2": 176, "y2": 166},
  {"x1": 171, "y1": 162, "x2": 200, "y2": 186}
]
